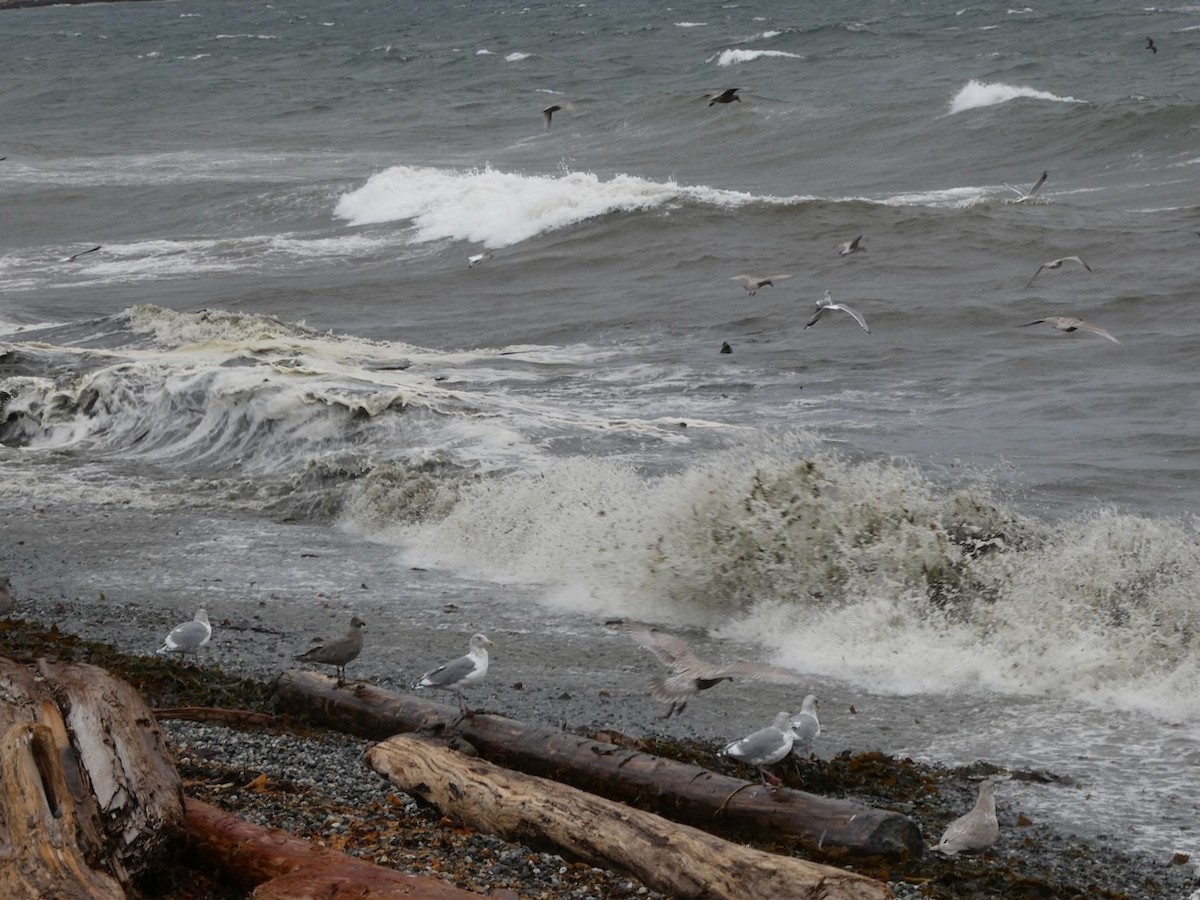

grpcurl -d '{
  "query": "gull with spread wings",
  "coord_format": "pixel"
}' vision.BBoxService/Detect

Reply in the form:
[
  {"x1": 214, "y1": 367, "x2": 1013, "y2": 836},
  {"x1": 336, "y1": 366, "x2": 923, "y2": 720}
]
[
  {"x1": 1020, "y1": 316, "x2": 1120, "y2": 344},
  {"x1": 731, "y1": 273, "x2": 792, "y2": 296},
  {"x1": 1003, "y1": 170, "x2": 1047, "y2": 204},
  {"x1": 805, "y1": 290, "x2": 871, "y2": 333},
  {"x1": 1026, "y1": 255, "x2": 1091, "y2": 287},
  {"x1": 621, "y1": 621, "x2": 802, "y2": 718}
]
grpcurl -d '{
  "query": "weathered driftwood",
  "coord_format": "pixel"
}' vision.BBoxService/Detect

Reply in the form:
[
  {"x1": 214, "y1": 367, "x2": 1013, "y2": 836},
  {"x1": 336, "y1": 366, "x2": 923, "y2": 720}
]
[
  {"x1": 0, "y1": 657, "x2": 185, "y2": 889},
  {"x1": 184, "y1": 797, "x2": 488, "y2": 899},
  {"x1": 0, "y1": 721, "x2": 125, "y2": 899},
  {"x1": 367, "y1": 735, "x2": 893, "y2": 900},
  {"x1": 153, "y1": 706, "x2": 280, "y2": 729},
  {"x1": 275, "y1": 670, "x2": 921, "y2": 859}
]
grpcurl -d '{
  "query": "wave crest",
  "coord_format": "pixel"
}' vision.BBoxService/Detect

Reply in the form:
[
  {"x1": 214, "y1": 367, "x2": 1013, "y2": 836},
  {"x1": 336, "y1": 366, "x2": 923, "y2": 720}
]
[{"x1": 949, "y1": 78, "x2": 1082, "y2": 114}]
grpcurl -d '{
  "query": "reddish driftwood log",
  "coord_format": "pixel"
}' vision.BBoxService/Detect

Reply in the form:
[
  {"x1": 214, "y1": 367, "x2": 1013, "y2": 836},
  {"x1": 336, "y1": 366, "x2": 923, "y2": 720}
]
[
  {"x1": 367, "y1": 735, "x2": 893, "y2": 900},
  {"x1": 0, "y1": 721, "x2": 125, "y2": 899},
  {"x1": 184, "y1": 797, "x2": 490, "y2": 899},
  {"x1": 0, "y1": 657, "x2": 185, "y2": 888},
  {"x1": 153, "y1": 706, "x2": 280, "y2": 728},
  {"x1": 275, "y1": 670, "x2": 921, "y2": 859}
]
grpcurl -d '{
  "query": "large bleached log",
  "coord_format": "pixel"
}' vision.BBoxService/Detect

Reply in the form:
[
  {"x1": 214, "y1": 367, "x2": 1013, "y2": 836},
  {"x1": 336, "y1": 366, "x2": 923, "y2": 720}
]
[
  {"x1": 183, "y1": 797, "x2": 489, "y2": 899},
  {"x1": 0, "y1": 657, "x2": 185, "y2": 889},
  {"x1": 367, "y1": 735, "x2": 893, "y2": 900},
  {"x1": 0, "y1": 721, "x2": 125, "y2": 899},
  {"x1": 275, "y1": 670, "x2": 921, "y2": 859}
]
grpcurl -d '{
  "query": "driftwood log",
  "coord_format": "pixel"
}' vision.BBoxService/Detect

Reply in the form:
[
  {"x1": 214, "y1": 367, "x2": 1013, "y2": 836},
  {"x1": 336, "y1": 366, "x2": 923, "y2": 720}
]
[
  {"x1": 0, "y1": 657, "x2": 185, "y2": 895},
  {"x1": 367, "y1": 735, "x2": 893, "y2": 900},
  {"x1": 184, "y1": 797, "x2": 493, "y2": 899},
  {"x1": 276, "y1": 670, "x2": 922, "y2": 859}
]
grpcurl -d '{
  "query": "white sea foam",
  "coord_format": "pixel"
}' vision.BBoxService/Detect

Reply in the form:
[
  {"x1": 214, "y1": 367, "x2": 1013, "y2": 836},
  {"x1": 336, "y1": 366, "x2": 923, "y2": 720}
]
[
  {"x1": 674, "y1": 21, "x2": 707, "y2": 27},
  {"x1": 505, "y1": 51, "x2": 532, "y2": 61},
  {"x1": 711, "y1": 48, "x2": 803, "y2": 66},
  {"x1": 333, "y1": 165, "x2": 788, "y2": 249},
  {"x1": 949, "y1": 79, "x2": 1083, "y2": 113}
]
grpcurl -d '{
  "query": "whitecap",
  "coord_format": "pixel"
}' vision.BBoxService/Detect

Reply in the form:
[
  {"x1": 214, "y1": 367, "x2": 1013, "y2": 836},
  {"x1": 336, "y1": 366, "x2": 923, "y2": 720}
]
[
  {"x1": 505, "y1": 51, "x2": 532, "y2": 61},
  {"x1": 674, "y1": 21, "x2": 707, "y2": 27},
  {"x1": 948, "y1": 78, "x2": 1082, "y2": 113},
  {"x1": 710, "y1": 48, "x2": 804, "y2": 66}
]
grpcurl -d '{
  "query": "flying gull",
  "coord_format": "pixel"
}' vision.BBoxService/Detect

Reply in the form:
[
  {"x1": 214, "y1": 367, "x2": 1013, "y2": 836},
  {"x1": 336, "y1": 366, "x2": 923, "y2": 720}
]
[
  {"x1": 1026, "y1": 255, "x2": 1092, "y2": 287},
  {"x1": 789, "y1": 694, "x2": 821, "y2": 757},
  {"x1": 837, "y1": 235, "x2": 865, "y2": 257},
  {"x1": 705, "y1": 87, "x2": 744, "y2": 106},
  {"x1": 621, "y1": 620, "x2": 802, "y2": 718},
  {"x1": 731, "y1": 273, "x2": 792, "y2": 296},
  {"x1": 468, "y1": 251, "x2": 494, "y2": 268},
  {"x1": 1003, "y1": 170, "x2": 1047, "y2": 204},
  {"x1": 1146, "y1": 37, "x2": 1157, "y2": 54},
  {"x1": 936, "y1": 778, "x2": 1000, "y2": 854},
  {"x1": 1020, "y1": 316, "x2": 1119, "y2": 344},
  {"x1": 413, "y1": 632, "x2": 494, "y2": 716},
  {"x1": 0, "y1": 576, "x2": 13, "y2": 617},
  {"x1": 294, "y1": 615, "x2": 366, "y2": 685},
  {"x1": 805, "y1": 290, "x2": 871, "y2": 333},
  {"x1": 63, "y1": 245, "x2": 101, "y2": 262},
  {"x1": 157, "y1": 608, "x2": 211, "y2": 664},
  {"x1": 719, "y1": 711, "x2": 795, "y2": 786},
  {"x1": 542, "y1": 104, "x2": 562, "y2": 129}
]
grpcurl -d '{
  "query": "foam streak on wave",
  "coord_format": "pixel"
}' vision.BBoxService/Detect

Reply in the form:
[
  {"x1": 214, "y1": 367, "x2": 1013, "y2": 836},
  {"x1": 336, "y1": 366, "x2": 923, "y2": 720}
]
[{"x1": 948, "y1": 79, "x2": 1083, "y2": 114}]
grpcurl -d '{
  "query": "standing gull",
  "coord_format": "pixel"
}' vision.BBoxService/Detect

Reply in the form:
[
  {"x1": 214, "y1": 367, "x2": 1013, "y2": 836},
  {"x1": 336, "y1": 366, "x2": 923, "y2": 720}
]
[
  {"x1": 1026, "y1": 255, "x2": 1091, "y2": 287},
  {"x1": 805, "y1": 290, "x2": 871, "y2": 333},
  {"x1": 413, "y1": 632, "x2": 494, "y2": 716},
  {"x1": 295, "y1": 616, "x2": 366, "y2": 685},
  {"x1": 936, "y1": 779, "x2": 1000, "y2": 854},
  {"x1": 731, "y1": 273, "x2": 792, "y2": 296},
  {"x1": 1003, "y1": 170, "x2": 1047, "y2": 204},
  {"x1": 0, "y1": 576, "x2": 13, "y2": 617},
  {"x1": 837, "y1": 235, "x2": 865, "y2": 257},
  {"x1": 157, "y1": 608, "x2": 211, "y2": 664},
  {"x1": 719, "y1": 711, "x2": 795, "y2": 786},
  {"x1": 1020, "y1": 316, "x2": 1119, "y2": 344},
  {"x1": 705, "y1": 87, "x2": 744, "y2": 106},
  {"x1": 789, "y1": 694, "x2": 821, "y2": 757},
  {"x1": 621, "y1": 620, "x2": 802, "y2": 718}
]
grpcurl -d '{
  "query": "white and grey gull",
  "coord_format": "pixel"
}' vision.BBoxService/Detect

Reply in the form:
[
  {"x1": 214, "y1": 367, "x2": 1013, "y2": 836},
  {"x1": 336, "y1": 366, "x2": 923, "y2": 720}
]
[
  {"x1": 936, "y1": 778, "x2": 1000, "y2": 855},
  {"x1": 718, "y1": 711, "x2": 796, "y2": 786},
  {"x1": 413, "y1": 632, "x2": 495, "y2": 716},
  {"x1": 1020, "y1": 316, "x2": 1119, "y2": 344},
  {"x1": 731, "y1": 273, "x2": 792, "y2": 296},
  {"x1": 1003, "y1": 170, "x2": 1047, "y2": 204},
  {"x1": 789, "y1": 694, "x2": 821, "y2": 757},
  {"x1": 805, "y1": 290, "x2": 871, "y2": 333},
  {"x1": 157, "y1": 608, "x2": 212, "y2": 664},
  {"x1": 1026, "y1": 255, "x2": 1091, "y2": 287}
]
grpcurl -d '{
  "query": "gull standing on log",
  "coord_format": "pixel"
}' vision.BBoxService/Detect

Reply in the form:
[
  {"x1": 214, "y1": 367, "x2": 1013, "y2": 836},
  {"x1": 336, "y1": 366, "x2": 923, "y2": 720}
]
[
  {"x1": 413, "y1": 632, "x2": 495, "y2": 716},
  {"x1": 295, "y1": 616, "x2": 366, "y2": 685},
  {"x1": 621, "y1": 621, "x2": 802, "y2": 718},
  {"x1": 805, "y1": 290, "x2": 871, "y2": 333},
  {"x1": 719, "y1": 711, "x2": 796, "y2": 786},
  {"x1": 936, "y1": 779, "x2": 1000, "y2": 854},
  {"x1": 157, "y1": 608, "x2": 212, "y2": 664}
]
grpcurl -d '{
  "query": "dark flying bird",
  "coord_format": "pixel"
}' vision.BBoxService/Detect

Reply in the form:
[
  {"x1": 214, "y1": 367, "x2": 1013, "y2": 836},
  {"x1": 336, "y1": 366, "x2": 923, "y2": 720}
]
[
  {"x1": 64, "y1": 245, "x2": 101, "y2": 262},
  {"x1": 1002, "y1": 170, "x2": 1048, "y2": 204},
  {"x1": 706, "y1": 87, "x2": 744, "y2": 106},
  {"x1": 1019, "y1": 316, "x2": 1120, "y2": 344},
  {"x1": 622, "y1": 620, "x2": 802, "y2": 718},
  {"x1": 1026, "y1": 255, "x2": 1092, "y2": 287},
  {"x1": 1146, "y1": 37, "x2": 1157, "y2": 54},
  {"x1": 542, "y1": 104, "x2": 562, "y2": 129},
  {"x1": 294, "y1": 616, "x2": 366, "y2": 685}
]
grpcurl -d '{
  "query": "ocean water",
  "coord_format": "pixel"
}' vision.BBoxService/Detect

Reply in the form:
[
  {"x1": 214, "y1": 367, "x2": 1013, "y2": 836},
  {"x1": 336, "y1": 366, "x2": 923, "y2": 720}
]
[{"x1": 2, "y1": 0, "x2": 1199, "y2": 869}]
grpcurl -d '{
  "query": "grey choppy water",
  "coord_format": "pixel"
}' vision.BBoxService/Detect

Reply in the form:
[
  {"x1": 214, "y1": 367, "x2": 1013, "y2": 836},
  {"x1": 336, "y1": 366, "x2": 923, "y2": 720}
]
[{"x1": 2, "y1": 0, "x2": 1199, "y2": 872}]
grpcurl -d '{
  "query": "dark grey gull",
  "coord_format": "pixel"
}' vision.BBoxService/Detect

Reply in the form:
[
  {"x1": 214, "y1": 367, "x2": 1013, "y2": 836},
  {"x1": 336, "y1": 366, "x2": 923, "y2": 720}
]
[
  {"x1": 295, "y1": 616, "x2": 366, "y2": 685},
  {"x1": 705, "y1": 87, "x2": 744, "y2": 106},
  {"x1": 0, "y1": 576, "x2": 13, "y2": 617},
  {"x1": 837, "y1": 235, "x2": 865, "y2": 256}
]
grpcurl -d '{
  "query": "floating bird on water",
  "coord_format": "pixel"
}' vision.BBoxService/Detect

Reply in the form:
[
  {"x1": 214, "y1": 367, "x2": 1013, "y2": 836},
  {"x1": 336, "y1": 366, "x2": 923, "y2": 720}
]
[
  {"x1": 719, "y1": 711, "x2": 795, "y2": 786},
  {"x1": 805, "y1": 290, "x2": 871, "y2": 333},
  {"x1": 1003, "y1": 170, "x2": 1047, "y2": 204},
  {"x1": 837, "y1": 235, "x2": 865, "y2": 256},
  {"x1": 157, "y1": 608, "x2": 211, "y2": 664},
  {"x1": 705, "y1": 87, "x2": 744, "y2": 106},
  {"x1": 621, "y1": 620, "x2": 802, "y2": 718},
  {"x1": 731, "y1": 273, "x2": 792, "y2": 295},
  {"x1": 789, "y1": 694, "x2": 821, "y2": 757},
  {"x1": 720, "y1": 341, "x2": 732, "y2": 354},
  {"x1": 468, "y1": 251, "x2": 494, "y2": 268},
  {"x1": 413, "y1": 632, "x2": 494, "y2": 716},
  {"x1": 0, "y1": 576, "x2": 13, "y2": 617},
  {"x1": 1146, "y1": 37, "x2": 1157, "y2": 54},
  {"x1": 295, "y1": 616, "x2": 366, "y2": 685},
  {"x1": 1026, "y1": 255, "x2": 1092, "y2": 287},
  {"x1": 63, "y1": 245, "x2": 101, "y2": 262},
  {"x1": 1020, "y1": 316, "x2": 1119, "y2": 344},
  {"x1": 936, "y1": 779, "x2": 1000, "y2": 855}
]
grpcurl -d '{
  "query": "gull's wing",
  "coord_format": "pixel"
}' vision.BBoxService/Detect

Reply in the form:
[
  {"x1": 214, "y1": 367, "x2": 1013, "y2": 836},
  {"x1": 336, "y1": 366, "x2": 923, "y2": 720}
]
[
  {"x1": 731, "y1": 274, "x2": 761, "y2": 288},
  {"x1": 622, "y1": 621, "x2": 704, "y2": 671},
  {"x1": 721, "y1": 724, "x2": 791, "y2": 764},
  {"x1": 162, "y1": 620, "x2": 210, "y2": 653},
  {"x1": 834, "y1": 303, "x2": 871, "y2": 333},
  {"x1": 1064, "y1": 255, "x2": 1092, "y2": 271},
  {"x1": 1026, "y1": 170, "x2": 1048, "y2": 197},
  {"x1": 804, "y1": 306, "x2": 828, "y2": 329},
  {"x1": 417, "y1": 653, "x2": 478, "y2": 688},
  {"x1": 1076, "y1": 320, "x2": 1120, "y2": 343},
  {"x1": 706, "y1": 660, "x2": 803, "y2": 683},
  {"x1": 1026, "y1": 263, "x2": 1049, "y2": 287}
]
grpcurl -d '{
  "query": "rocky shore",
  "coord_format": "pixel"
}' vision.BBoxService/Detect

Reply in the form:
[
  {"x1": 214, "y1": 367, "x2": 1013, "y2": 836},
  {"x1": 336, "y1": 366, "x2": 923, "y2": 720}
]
[{"x1": 0, "y1": 617, "x2": 1196, "y2": 900}]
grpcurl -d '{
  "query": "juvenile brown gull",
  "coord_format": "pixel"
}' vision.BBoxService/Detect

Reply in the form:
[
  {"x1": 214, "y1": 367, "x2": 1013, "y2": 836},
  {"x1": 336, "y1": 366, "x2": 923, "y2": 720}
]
[
  {"x1": 731, "y1": 273, "x2": 792, "y2": 295},
  {"x1": 1003, "y1": 170, "x2": 1047, "y2": 204},
  {"x1": 413, "y1": 632, "x2": 494, "y2": 715},
  {"x1": 621, "y1": 620, "x2": 802, "y2": 718},
  {"x1": 157, "y1": 608, "x2": 211, "y2": 664},
  {"x1": 295, "y1": 615, "x2": 366, "y2": 685},
  {"x1": 805, "y1": 290, "x2": 870, "y2": 333},
  {"x1": 718, "y1": 711, "x2": 795, "y2": 786},
  {"x1": 1026, "y1": 255, "x2": 1091, "y2": 287},
  {"x1": 789, "y1": 694, "x2": 821, "y2": 757},
  {"x1": 1020, "y1": 316, "x2": 1119, "y2": 344},
  {"x1": 936, "y1": 778, "x2": 1000, "y2": 854},
  {"x1": 837, "y1": 235, "x2": 865, "y2": 256},
  {"x1": 705, "y1": 87, "x2": 744, "y2": 106}
]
